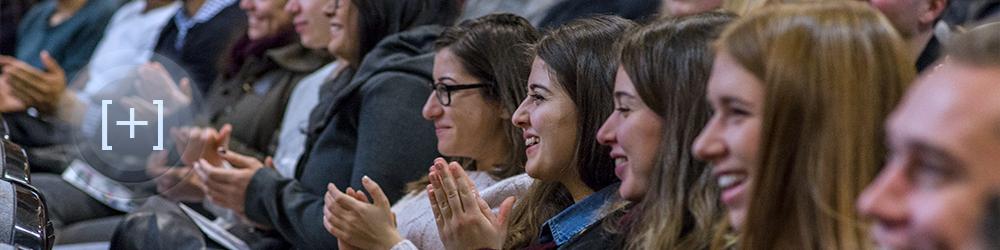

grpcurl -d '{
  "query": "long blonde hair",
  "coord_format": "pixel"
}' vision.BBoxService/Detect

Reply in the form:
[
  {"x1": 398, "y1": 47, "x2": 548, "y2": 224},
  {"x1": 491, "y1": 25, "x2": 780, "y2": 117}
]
[{"x1": 717, "y1": 2, "x2": 915, "y2": 249}]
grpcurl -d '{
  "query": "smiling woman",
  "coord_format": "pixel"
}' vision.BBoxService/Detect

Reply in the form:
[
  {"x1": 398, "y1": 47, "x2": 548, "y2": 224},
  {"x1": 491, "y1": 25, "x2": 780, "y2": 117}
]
[
  {"x1": 693, "y1": 2, "x2": 914, "y2": 249},
  {"x1": 425, "y1": 16, "x2": 633, "y2": 250},
  {"x1": 597, "y1": 12, "x2": 735, "y2": 250},
  {"x1": 319, "y1": 13, "x2": 540, "y2": 250}
]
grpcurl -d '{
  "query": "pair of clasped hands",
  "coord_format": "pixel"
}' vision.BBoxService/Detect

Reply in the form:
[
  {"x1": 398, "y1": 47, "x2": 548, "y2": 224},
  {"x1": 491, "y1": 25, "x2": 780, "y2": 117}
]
[
  {"x1": 147, "y1": 123, "x2": 272, "y2": 225},
  {"x1": 323, "y1": 158, "x2": 515, "y2": 250}
]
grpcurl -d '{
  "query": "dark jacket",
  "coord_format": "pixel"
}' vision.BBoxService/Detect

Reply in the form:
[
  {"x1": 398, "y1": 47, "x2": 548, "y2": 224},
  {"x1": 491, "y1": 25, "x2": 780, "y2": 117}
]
[
  {"x1": 153, "y1": 3, "x2": 247, "y2": 95},
  {"x1": 199, "y1": 42, "x2": 330, "y2": 159},
  {"x1": 243, "y1": 25, "x2": 442, "y2": 249}
]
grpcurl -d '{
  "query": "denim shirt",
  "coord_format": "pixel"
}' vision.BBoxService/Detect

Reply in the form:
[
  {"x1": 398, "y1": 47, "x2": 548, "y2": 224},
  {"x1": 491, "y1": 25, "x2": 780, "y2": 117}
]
[{"x1": 537, "y1": 182, "x2": 621, "y2": 247}]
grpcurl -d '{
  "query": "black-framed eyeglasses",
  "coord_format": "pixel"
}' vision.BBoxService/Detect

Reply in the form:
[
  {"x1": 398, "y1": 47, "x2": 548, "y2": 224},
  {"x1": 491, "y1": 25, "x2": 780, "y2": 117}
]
[{"x1": 429, "y1": 82, "x2": 489, "y2": 106}]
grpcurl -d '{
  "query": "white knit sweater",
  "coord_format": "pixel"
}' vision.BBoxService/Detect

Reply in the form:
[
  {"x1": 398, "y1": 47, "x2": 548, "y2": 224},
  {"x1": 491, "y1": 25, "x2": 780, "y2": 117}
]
[{"x1": 389, "y1": 173, "x2": 534, "y2": 250}]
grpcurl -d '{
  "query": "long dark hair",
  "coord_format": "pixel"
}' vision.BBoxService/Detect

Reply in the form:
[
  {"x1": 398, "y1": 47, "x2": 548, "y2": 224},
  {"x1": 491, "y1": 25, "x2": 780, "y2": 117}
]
[
  {"x1": 352, "y1": 0, "x2": 461, "y2": 60},
  {"x1": 617, "y1": 12, "x2": 734, "y2": 250},
  {"x1": 503, "y1": 15, "x2": 633, "y2": 249},
  {"x1": 404, "y1": 13, "x2": 540, "y2": 193}
]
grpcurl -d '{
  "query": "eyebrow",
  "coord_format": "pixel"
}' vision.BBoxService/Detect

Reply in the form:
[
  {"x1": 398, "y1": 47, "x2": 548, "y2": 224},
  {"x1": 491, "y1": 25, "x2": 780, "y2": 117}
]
[
  {"x1": 909, "y1": 140, "x2": 967, "y2": 168},
  {"x1": 613, "y1": 91, "x2": 637, "y2": 99},
  {"x1": 719, "y1": 95, "x2": 752, "y2": 108},
  {"x1": 528, "y1": 83, "x2": 550, "y2": 93}
]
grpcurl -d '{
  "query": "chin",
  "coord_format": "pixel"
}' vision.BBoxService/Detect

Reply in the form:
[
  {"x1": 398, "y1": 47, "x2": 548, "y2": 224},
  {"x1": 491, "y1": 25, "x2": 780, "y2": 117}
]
[
  {"x1": 619, "y1": 188, "x2": 643, "y2": 202},
  {"x1": 523, "y1": 162, "x2": 544, "y2": 179},
  {"x1": 728, "y1": 209, "x2": 746, "y2": 231}
]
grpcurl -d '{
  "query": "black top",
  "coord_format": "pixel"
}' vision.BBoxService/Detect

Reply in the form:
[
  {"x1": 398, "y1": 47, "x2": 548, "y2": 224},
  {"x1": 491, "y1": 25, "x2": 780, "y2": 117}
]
[
  {"x1": 152, "y1": 3, "x2": 247, "y2": 96},
  {"x1": 916, "y1": 35, "x2": 942, "y2": 73}
]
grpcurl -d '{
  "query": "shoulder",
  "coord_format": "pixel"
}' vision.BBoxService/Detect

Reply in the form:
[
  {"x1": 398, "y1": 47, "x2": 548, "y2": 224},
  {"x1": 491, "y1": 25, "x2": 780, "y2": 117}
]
[{"x1": 480, "y1": 173, "x2": 533, "y2": 206}]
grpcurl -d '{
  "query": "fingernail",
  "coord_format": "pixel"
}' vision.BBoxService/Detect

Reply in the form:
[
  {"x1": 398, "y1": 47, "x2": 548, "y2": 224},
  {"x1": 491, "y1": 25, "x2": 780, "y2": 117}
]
[
  {"x1": 362, "y1": 175, "x2": 371, "y2": 183},
  {"x1": 328, "y1": 183, "x2": 334, "y2": 190}
]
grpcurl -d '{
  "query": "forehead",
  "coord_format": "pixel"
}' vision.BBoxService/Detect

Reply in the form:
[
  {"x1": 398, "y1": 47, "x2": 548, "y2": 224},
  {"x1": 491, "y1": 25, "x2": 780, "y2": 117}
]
[
  {"x1": 613, "y1": 66, "x2": 636, "y2": 93},
  {"x1": 706, "y1": 52, "x2": 763, "y2": 103},
  {"x1": 889, "y1": 62, "x2": 1000, "y2": 165},
  {"x1": 528, "y1": 57, "x2": 555, "y2": 89}
]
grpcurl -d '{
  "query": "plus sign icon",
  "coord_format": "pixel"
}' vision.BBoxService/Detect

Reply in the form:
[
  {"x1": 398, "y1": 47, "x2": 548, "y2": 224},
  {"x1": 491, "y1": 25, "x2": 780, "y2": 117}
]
[{"x1": 100, "y1": 99, "x2": 165, "y2": 151}]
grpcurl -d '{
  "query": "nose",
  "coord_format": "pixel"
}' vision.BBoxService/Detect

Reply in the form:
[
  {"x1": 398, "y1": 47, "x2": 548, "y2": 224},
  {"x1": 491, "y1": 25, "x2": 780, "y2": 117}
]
[
  {"x1": 239, "y1": 0, "x2": 254, "y2": 11},
  {"x1": 511, "y1": 97, "x2": 530, "y2": 129},
  {"x1": 692, "y1": 117, "x2": 725, "y2": 161},
  {"x1": 422, "y1": 91, "x2": 442, "y2": 121},
  {"x1": 596, "y1": 113, "x2": 618, "y2": 146},
  {"x1": 857, "y1": 159, "x2": 911, "y2": 225},
  {"x1": 322, "y1": 0, "x2": 335, "y2": 17}
]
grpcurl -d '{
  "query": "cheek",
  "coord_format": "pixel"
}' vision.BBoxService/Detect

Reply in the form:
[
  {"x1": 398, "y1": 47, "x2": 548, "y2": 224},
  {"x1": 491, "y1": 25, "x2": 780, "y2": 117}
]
[
  {"x1": 731, "y1": 121, "x2": 761, "y2": 164},
  {"x1": 911, "y1": 189, "x2": 984, "y2": 248}
]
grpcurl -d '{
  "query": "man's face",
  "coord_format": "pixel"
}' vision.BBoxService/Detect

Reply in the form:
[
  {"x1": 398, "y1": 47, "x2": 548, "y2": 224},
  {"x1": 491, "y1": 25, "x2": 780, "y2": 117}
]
[
  {"x1": 868, "y1": 0, "x2": 934, "y2": 38},
  {"x1": 858, "y1": 61, "x2": 1000, "y2": 249}
]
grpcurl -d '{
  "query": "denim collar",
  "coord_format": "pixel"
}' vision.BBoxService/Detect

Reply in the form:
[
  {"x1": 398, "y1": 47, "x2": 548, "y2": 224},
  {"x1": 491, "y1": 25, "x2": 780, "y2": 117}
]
[{"x1": 537, "y1": 182, "x2": 621, "y2": 246}]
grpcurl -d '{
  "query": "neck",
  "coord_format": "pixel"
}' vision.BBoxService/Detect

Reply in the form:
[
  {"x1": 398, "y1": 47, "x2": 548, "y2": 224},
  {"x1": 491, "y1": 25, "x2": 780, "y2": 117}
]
[
  {"x1": 56, "y1": 0, "x2": 86, "y2": 13},
  {"x1": 907, "y1": 29, "x2": 934, "y2": 60},
  {"x1": 561, "y1": 177, "x2": 594, "y2": 203},
  {"x1": 184, "y1": 0, "x2": 206, "y2": 17},
  {"x1": 474, "y1": 139, "x2": 510, "y2": 173}
]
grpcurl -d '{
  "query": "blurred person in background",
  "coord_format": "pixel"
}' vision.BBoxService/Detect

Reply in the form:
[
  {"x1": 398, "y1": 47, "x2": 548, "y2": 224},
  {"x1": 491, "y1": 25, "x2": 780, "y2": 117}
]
[{"x1": 858, "y1": 23, "x2": 1000, "y2": 250}]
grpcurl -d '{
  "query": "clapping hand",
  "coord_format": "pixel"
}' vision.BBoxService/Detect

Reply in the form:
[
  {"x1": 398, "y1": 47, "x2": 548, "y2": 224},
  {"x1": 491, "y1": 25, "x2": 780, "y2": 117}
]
[{"x1": 428, "y1": 158, "x2": 514, "y2": 250}]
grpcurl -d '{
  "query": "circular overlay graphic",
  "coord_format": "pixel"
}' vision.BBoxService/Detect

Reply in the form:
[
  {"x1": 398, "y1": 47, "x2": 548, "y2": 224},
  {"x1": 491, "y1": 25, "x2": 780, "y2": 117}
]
[{"x1": 63, "y1": 51, "x2": 212, "y2": 210}]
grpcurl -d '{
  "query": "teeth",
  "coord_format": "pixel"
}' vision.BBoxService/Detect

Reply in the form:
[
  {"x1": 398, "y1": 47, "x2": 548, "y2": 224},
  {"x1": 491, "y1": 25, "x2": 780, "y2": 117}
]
[
  {"x1": 717, "y1": 174, "x2": 746, "y2": 189},
  {"x1": 525, "y1": 137, "x2": 540, "y2": 146},
  {"x1": 615, "y1": 158, "x2": 627, "y2": 165}
]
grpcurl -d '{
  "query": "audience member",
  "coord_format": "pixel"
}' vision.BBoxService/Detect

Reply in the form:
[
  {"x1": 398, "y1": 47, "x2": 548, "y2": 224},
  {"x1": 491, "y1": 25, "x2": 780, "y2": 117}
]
[
  {"x1": 858, "y1": 22, "x2": 1000, "y2": 250},
  {"x1": 35, "y1": 0, "x2": 327, "y2": 245},
  {"x1": 693, "y1": 2, "x2": 914, "y2": 249},
  {"x1": 0, "y1": 0, "x2": 119, "y2": 150},
  {"x1": 271, "y1": 0, "x2": 340, "y2": 177},
  {"x1": 429, "y1": 16, "x2": 631, "y2": 250},
  {"x1": 111, "y1": 0, "x2": 339, "y2": 248},
  {"x1": 597, "y1": 12, "x2": 734, "y2": 250},
  {"x1": 2, "y1": 0, "x2": 182, "y2": 174},
  {"x1": 869, "y1": 0, "x2": 950, "y2": 72},
  {"x1": 152, "y1": 0, "x2": 247, "y2": 95},
  {"x1": 323, "y1": 14, "x2": 539, "y2": 250},
  {"x1": 186, "y1": 0, "x2": 459, "y2": 248},
  {"x1": 0, "y1": 0, "x2": 38, "y2": 55}
]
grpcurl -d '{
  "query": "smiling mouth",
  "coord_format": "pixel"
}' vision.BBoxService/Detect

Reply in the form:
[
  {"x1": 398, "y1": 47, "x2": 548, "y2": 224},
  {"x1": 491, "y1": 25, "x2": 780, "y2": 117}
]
[
  {"x1": 614, "y1": 157, "x2": 627, "y2": 166},
  {"x1": 525, "y1": 136, "x2": 539, "y2": 147},
  {"x1": 717, "y1": 173, "x2": 746, "y2": 190}
]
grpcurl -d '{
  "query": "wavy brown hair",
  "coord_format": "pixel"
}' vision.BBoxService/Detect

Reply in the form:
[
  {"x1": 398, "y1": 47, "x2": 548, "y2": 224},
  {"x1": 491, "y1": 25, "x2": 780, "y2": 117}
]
[
  {"x1": 616, "y1": 12, "x2": 736, "y2": 250},
  {"x1": 502, "y1": 16, "x2": 634, "y2": 249},
  {"x1": 717, "y1": 2, "x2": 914, "y2": 249}
]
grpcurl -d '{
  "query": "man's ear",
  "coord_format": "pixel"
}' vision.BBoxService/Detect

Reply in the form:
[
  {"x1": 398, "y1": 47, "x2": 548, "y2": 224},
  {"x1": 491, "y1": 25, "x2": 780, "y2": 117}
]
[{"x1": 921, "y1": 0, "x2": 949, "y2": 26}]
